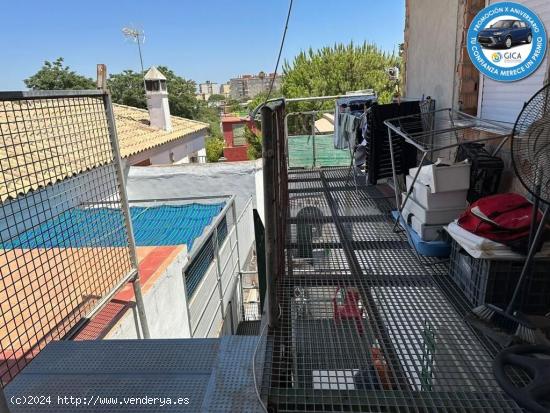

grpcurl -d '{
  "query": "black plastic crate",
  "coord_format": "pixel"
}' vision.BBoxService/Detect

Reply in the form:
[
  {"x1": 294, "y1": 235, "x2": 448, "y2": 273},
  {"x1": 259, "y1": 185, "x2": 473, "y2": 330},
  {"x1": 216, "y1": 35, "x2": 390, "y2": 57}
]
[
  {"x1": 449, "y1": 240, "x2": 550, "y2": 315},
  {"x1": 455, "y1": 142, "x2": 504, "y2": 203}
]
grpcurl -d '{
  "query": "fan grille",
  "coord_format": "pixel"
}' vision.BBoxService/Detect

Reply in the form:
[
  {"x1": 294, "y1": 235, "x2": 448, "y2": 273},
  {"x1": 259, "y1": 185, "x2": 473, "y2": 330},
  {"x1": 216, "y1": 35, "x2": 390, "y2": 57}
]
[{"x1": 512, "y1": 84, "x2": 550, "y2": 204}]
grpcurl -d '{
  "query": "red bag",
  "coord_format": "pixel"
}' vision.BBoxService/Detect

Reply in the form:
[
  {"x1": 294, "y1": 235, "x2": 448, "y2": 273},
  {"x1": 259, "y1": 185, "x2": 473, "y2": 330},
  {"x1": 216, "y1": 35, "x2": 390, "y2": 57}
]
[{"x1": 457, "y1": 193, "x2": 541, "y2": 244}]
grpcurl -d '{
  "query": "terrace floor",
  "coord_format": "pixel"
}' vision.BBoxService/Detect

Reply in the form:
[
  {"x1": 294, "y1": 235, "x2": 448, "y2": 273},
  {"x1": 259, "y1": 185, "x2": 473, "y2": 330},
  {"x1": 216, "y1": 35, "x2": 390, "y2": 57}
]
[{"x1": 262, "y1": 167, "x2": 524, "y2": 412}]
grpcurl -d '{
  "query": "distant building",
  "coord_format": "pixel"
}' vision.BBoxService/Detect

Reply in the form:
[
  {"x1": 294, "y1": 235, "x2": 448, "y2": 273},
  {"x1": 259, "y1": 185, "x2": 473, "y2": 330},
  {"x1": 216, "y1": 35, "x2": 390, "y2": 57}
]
[
  {"x1": 221, "y1": 115, "x2": 255, "y2": 161},
  {"x1": 229, "y1": 72, "x2": 282, "y2": 101},
  {"x1": 220, "y1": 83, "x2": 231, "y2": 98},
  {"x1": 199, "y1": 80, "x2": 220, "y2": 96}
]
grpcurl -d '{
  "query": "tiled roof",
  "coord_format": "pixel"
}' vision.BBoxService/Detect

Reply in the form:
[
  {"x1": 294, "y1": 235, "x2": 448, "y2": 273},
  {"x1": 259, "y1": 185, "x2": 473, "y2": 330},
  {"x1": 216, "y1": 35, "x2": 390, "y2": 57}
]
[
  {"x1": 0, "y1": 99, "x2": 208, "y2": 202},
  {"x1": 113, "y1": 104, "x2": 208, "y2": 158}
]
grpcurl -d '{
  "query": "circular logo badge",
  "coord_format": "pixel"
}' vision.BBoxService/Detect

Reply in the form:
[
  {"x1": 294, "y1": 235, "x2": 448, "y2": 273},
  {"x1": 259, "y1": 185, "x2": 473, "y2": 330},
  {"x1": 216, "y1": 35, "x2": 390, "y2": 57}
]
[{"x1": 467, "y1": 2, "x2": 547, "y2": 82}]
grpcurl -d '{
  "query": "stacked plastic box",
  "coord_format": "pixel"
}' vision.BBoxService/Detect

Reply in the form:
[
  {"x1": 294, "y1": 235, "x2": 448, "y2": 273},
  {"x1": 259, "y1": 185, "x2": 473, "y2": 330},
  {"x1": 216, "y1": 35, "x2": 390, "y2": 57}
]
[{"x1": 401, "y1": 162, "x2": 470, "y2": 241}]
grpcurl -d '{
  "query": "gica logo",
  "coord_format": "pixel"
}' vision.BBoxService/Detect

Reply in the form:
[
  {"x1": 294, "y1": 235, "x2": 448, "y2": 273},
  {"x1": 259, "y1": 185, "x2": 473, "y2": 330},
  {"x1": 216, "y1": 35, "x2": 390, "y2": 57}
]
[{"x1": 467, "y1": 2, "x2": 547, "y2": 81}]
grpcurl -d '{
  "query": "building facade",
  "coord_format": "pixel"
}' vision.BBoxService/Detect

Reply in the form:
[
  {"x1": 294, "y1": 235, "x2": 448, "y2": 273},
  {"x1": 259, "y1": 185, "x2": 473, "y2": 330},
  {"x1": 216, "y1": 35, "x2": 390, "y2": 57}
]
[
  {"x1": 221, "y1": 116, "x2": 255, "y2": 161},
  {"x1": 229, "y1": 72, "x2": 282, "y2": 101},
  {"x1": 403, "y1": 0, "x2": 550, "y2": 192},
  {"x1": 199, "y1": 81, "x2": 220, "y2": 96}
]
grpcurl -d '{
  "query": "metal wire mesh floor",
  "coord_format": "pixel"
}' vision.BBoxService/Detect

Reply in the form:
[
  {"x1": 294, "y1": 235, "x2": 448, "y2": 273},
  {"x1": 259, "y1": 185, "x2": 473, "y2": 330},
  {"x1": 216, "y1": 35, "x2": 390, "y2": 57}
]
[
  {"x1": 6, "y1": 337, "x2": 264, "y2": 412},
  {"x1": 263, "y1": 167, "x2": 523, "y2": 412}
]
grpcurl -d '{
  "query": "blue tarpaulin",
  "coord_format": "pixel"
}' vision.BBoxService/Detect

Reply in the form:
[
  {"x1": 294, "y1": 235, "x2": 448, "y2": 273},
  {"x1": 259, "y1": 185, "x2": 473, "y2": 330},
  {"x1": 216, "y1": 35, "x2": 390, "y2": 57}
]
[{"x1": 1, "y1": 203, "x2": 224, "y2": 250}]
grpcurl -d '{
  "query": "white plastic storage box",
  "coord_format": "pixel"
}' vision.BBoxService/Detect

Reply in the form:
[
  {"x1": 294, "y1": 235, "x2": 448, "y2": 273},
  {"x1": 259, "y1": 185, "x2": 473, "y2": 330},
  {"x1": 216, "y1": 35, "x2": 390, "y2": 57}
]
[
  {"x1": 410, "y1": 215, "x2": 444, "y2": 241},
  {"x1": 405, "y1": 175, "x2": 468, "y2": 210},
  {"x1": 401, "y1": 193, "x2": 466, "y2": 225},
  {"x1": 408, "y1": 162, "x2": 470, "y2": 193}
]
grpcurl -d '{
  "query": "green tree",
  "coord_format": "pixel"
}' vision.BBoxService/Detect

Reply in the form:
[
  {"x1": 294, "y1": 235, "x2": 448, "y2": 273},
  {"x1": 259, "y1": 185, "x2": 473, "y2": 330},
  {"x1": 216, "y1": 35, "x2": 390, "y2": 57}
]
[
  {"x1": 108, "y1": 66, "x2": 224, "y2": 161},
  {"x1": 108, "y1": 69, "x2": 146, "y2": 108},
  {"x1": 282, "y1": 42, "x2": 401, "y2": 108},
  {"x1": 246, "y1": 90, "x2": 283, "y2": 112},
  {"x1": 244, "y1": 125, "x2": 262, "y2": 160},
  {"x1": 24, "y1": 58, "x2": 95, "y2": 90},
  {"x1": 205, "y1": 136, "x2": 225, "y2": 162},
  {"x1": 108, "y1": 66, "x2": 201, "y2": 119},
  {"x1": 208, "y1": 94, "x2": 226, "y2": 102}
]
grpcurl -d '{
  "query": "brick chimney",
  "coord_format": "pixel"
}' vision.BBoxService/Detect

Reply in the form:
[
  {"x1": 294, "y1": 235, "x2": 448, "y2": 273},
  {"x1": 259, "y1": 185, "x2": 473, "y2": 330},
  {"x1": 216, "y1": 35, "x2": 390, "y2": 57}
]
[{"x1": 144, "y1": 66, "x2": 172, "y2": 131}]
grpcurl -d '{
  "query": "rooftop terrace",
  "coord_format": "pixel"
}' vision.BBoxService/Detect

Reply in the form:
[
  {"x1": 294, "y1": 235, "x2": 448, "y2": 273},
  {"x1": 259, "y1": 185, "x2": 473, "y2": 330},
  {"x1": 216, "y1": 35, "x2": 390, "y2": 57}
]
[{"x1": 256, "y1": 101, "x2": 530, "y2": 412}]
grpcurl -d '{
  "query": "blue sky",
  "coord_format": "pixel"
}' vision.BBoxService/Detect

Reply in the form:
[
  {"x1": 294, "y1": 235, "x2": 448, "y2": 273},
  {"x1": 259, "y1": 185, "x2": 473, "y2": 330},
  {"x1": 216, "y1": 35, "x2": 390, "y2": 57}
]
[{"x1": 0, "y1": 1, "x2": 405, "y2": 90}]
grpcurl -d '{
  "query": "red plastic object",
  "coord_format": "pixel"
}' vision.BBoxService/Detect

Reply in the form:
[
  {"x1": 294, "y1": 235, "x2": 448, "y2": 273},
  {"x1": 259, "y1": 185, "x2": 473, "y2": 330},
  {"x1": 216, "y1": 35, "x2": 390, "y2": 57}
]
[{"x1": 333, "y1": 287, "x2": 364, "y2": 335}]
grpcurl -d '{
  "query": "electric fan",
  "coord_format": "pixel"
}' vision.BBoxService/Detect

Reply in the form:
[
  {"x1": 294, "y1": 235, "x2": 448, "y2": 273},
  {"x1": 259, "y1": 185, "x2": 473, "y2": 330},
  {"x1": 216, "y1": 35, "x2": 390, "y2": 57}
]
[{"x1": 489, "y1": 84, "x2": 550, "y2": 413}]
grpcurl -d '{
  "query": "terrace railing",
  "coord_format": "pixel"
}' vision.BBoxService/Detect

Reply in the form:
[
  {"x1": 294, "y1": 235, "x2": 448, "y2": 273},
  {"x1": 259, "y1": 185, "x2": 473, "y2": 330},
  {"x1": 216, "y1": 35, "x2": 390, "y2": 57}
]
[
  {"x1": 0, "y1": 90, "x2": 149, "y2": 388},
  {"x1": 177, "y1": 195, "x2": 254, "y2": 337}
]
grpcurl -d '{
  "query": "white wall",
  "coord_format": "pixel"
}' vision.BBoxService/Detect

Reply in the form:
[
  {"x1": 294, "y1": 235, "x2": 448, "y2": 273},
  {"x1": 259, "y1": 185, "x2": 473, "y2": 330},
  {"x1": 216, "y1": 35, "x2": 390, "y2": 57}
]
[
  {"x1": 479, "y1": 0, "x2": 550, "y2": 123},
  {"x1": 254, "y1": 159, "x2": 265, "y2": 223},
  {"x1": 405, "y1": 0, "x2": 462, "y2": 108},
  {"x1": 149, "y1": 132, "x2": 206, "y2": 165},
  {"x1": 126, "y1": 161, "x2": 261, "y2": 216},
  {"x1": 106, "y1": 246, "x2": 191, "y2": 339}
]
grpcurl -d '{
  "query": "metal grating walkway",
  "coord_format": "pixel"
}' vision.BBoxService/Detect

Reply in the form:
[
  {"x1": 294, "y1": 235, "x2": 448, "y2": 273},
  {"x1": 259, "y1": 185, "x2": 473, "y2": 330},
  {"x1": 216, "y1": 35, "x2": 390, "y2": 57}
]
[
  {"x1": 263, "y1": 167, "x2": 523, "y2": 412},
  {"x1": 5, "y1": 337, "x2": 265, "y2": 412}
]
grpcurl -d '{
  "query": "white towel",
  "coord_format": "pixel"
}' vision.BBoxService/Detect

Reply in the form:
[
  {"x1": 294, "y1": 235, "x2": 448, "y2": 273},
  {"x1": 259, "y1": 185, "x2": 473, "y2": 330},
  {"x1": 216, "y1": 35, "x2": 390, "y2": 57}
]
[{"x1": 445, "y1": 221, "x2": 550, "y2": 260}]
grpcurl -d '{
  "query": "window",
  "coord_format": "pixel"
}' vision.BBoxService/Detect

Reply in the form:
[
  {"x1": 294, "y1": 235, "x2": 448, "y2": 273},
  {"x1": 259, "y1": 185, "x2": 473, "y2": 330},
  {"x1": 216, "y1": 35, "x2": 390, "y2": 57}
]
[
  {"x1": 232, "y1": 124, "x2": 247, "y2": 146},
  {"x1": 513, "y1": 21, "x2": 521, "y2": 28},
  {"x1": 491, "y1": 20, "x2": 514, "y2": 29}
]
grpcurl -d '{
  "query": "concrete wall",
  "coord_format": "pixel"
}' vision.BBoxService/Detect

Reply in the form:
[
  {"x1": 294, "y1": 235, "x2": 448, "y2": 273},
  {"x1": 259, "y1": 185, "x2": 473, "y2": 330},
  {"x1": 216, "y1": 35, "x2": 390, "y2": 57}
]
[
  {"x1": 126, "y1": 160, "x2": 262, "y2": 215},
  {"x1": 106, "y1": 247, "x2": 191, "y2": 339},
  {"x1": 405, "y1": 0, "x2": 462, "y2": 109},
  {"x1": 254, "y1": 160, "x2": 265, "y2": 223}
]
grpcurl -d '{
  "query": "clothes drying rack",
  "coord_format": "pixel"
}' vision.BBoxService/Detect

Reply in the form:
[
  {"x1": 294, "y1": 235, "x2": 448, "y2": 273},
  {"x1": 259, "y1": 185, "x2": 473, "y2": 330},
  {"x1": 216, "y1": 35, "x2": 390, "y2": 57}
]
[{"x1": 383, "y1": 108, "x2": 512, "y2": 263}]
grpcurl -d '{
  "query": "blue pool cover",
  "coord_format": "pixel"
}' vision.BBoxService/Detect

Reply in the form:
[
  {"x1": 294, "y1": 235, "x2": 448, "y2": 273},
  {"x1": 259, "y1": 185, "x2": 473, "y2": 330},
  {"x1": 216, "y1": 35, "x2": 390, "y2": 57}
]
[{"x1": 1, "y1": 203, "x2": 225, "y2": 250}]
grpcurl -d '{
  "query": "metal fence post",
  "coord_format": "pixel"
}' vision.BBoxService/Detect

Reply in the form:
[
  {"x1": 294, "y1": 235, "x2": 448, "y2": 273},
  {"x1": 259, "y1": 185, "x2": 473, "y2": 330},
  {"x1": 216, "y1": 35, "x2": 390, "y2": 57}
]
[
  {"x1": 103, "y1": 93, "x2": 151, "y2": 339},
  {"x1": 231, "y1": 198, "x2": 243, "y2": 276},
  {"x1": 181, "y1": 269, "x2": 194, "y2": 338},
  {"x1": 311, "y1": 112, "x2": 317, "y2": 167},
  {"x1": 212, "y1": 226, "x2": 226, "y2": 322},
  {"x1": 262, "y1": 105, "x2": 279, "y2": 328}
]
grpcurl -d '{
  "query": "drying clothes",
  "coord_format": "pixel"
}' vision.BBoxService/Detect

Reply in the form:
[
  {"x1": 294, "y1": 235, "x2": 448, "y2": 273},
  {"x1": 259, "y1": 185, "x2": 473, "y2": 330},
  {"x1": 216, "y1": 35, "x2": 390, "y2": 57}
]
[
  {"x1": 360, "y1": 112, "x2": 369, "y2": 141},
  {"x1": 339, "y1": 113, "x2": 359, "y2": 149},
  {"x1": 335, "y1": 113, "x2": 360, "y2": 150},
  {"x1": 334, "y1": 113, "x2": 347, "y2": 149}
]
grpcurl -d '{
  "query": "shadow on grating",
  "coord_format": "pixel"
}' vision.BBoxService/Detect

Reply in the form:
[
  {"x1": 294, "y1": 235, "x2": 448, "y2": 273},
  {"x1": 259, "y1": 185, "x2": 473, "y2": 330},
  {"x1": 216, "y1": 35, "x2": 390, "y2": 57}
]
[{"x1": 264, "y1": 167, "x2": 524, "y2": 413}]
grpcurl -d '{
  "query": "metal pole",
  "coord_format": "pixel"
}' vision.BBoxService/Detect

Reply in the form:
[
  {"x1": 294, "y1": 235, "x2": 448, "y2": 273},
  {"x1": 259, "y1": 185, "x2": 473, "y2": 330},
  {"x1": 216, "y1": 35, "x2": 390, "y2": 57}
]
[
  {"x1": 103, "y1": 93, "x2": 151, "y2": 339},
  {"x1": 231, "y1": 198, "x2": 246, "y2": 324},
  {"x1": 262, "y1": 105, "x2": 279, "y2": 328},
  {"x1": 213, "y1": 227, "x2": 226, "y2": 321},
  {"x1": 387, "y1": 126, "x2": 402, "y2": 222},
  {"x1": 181, "y1": 269, "x2": 194, "y2": 338},
  {"x1": 231, "y1": 198, "x2": 243, "y2": 275},
  {"x1": 137, "y1": 37, "x2": 148, "y2": 96},
  {"x1": 506, "y1": 204, "x2": 550, "y2": 314},
  {"x1": 311, "y1": 112, "x2": 317, "y2": 167}
]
